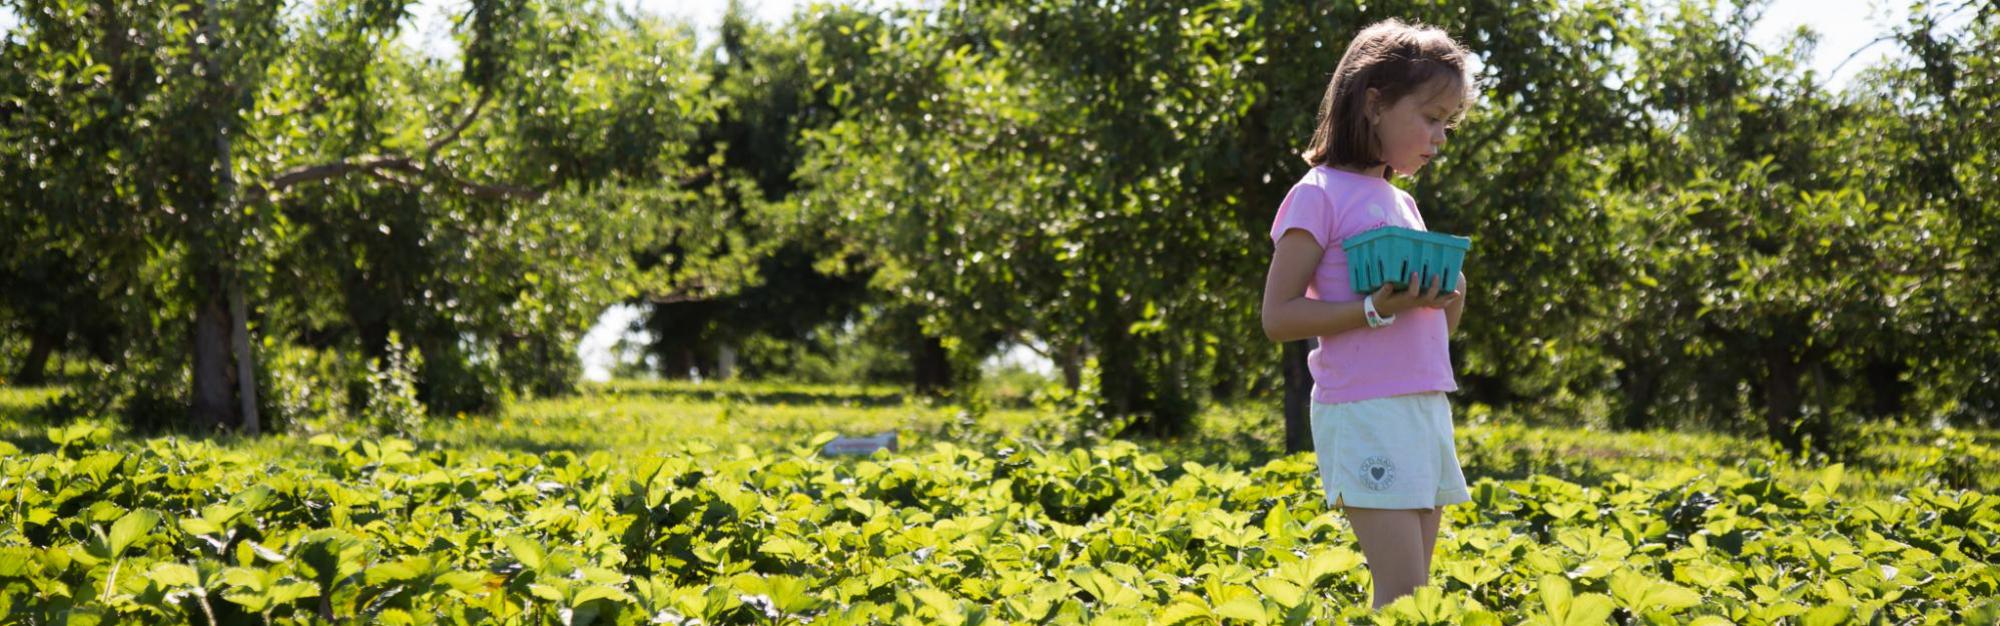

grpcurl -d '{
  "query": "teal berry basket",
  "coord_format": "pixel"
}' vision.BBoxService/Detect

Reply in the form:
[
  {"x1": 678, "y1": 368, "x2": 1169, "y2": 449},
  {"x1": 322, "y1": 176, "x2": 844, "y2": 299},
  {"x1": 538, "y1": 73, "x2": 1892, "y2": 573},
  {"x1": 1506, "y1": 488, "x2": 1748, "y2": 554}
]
[{"x1": 1345, "y1": 226, "x2": 1472, "y2": 294}]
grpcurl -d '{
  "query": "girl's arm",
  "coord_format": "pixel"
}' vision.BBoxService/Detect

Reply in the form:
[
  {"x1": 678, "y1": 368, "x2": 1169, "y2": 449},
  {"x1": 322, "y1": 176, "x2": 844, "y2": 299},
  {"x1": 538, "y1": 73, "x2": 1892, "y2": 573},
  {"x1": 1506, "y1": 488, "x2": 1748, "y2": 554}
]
[
  {"x1": 1444, "y1": 273, "x2": 1466, "y2": 336},
  {"x1": 1262, "y1": 230, "x2": 1377, "y2": 342},
  {"x1": 1262, "y1": 229, "x2": 1461, "y2": 342}
]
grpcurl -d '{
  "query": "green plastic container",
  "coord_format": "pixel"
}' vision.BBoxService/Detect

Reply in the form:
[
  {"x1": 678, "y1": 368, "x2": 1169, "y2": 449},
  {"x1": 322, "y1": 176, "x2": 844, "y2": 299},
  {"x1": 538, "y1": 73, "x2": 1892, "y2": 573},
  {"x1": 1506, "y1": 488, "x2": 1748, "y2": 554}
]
[{"x1": 1345, "y1": 226, "x2": 1472, "y2": 294}]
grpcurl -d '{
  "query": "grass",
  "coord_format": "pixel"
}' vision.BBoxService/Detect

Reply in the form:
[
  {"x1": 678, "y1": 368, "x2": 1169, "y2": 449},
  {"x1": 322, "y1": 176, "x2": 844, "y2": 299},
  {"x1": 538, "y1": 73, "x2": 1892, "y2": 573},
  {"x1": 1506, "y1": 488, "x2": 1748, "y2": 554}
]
[{"x1": 2, "y1": 378, "x2": 1993, "y2": 502}]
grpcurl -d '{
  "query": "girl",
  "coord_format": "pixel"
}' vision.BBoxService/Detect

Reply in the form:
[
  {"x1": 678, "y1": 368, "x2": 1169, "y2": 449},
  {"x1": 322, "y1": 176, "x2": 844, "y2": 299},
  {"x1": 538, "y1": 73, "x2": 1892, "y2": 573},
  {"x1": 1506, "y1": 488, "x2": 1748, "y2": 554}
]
[{"x1": 1259, "y1": 18, "x2": 1477, "y2": 610}]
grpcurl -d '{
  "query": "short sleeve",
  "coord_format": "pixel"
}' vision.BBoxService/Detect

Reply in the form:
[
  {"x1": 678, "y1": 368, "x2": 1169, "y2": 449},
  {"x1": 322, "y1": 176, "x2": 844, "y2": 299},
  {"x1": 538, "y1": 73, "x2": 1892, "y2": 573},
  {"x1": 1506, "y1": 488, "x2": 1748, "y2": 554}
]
[
  {"x1": 1396, "y1": 188, "x2": 1428, "y2": 231},
  {"x1": 1269, "y1": 184, "x2": 1336, "y2": 248}
]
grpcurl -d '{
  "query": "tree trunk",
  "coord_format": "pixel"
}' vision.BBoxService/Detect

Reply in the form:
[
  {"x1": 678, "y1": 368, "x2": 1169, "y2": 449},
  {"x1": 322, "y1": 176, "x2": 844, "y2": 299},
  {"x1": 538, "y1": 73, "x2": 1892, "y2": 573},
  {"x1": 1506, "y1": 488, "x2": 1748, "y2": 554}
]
[
  {"x1": 1282, "y1": 338, "x2": 1313, "y2": 454},
  {"x1": 665, "y1": 348, "x2": 696, "y2": 380},
  {"x1": 1059, "y1": 341, "x2": 1082, "y2": 391},
  {"x1": 188, "y1": 0, "x2": 256, "y2": 435},
  {"x1": 1090, "y1": 290, "x2": 1197, "y2": 439},
  {"x1": 1761, "y1": 347, "x2": 1804, "y2": 454},
  {"x1": 1864, "y1": 357, "x2": 1908, "y2": 419},
  {"x1": 717, "y1": 344, "x2": 737, "y2": 381},
  {"x1": 912, "y1": 333, "x2": 951, "y2": 396},
  {"x1": 191, "y1": 268, "x2": 236, "y2": 432},
  {"x1": 1801, "y1": 359, "x2": 1835, "y2": 450},
  {"x1": 229, "y1": 278, "x2": 261, "y2": 435},
  {"x1": 12, "y1": 332, "x2": 56, "y2": 386},
  {"x1": 1614, "y1": 359, "x2": 1659, "y2": 431}
]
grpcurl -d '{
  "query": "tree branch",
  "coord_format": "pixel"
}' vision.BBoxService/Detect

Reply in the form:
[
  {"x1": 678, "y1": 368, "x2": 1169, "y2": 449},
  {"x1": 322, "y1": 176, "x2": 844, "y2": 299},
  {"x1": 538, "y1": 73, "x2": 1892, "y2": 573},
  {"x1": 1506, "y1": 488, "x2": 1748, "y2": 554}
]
[
  {"x1": 259, "y1": 88, "x2": 541, "y2": 202},
  {"x1": 268, "y1": 155, "x2": 416, "y2": 191},
  {"x1": 446, "y1": 176, "x2": 543, "y2": 201},
  {"x1": 1827, "y1": 34, "x2": 1898, "y2": 81},
  {"x1": 425, "y1": 89, "x2": 494, "y2": 161},
  {"x1": 263, "y1": 153, "x2": 545, "y2": 202}
]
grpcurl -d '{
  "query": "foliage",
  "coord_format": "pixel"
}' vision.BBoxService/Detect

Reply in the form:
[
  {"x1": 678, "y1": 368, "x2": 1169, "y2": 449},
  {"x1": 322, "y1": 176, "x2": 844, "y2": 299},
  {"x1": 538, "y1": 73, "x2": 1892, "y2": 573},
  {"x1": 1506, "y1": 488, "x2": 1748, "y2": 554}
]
[
  {"x1": 0, "y1": 397, "x2": 1993, "y2": 623},
  {"x1": 4, "y1": 0, "x2": 1999, "y2": 450},
  {"x1": 1, "y1": 0, "x2": 716, "y2": 426}
]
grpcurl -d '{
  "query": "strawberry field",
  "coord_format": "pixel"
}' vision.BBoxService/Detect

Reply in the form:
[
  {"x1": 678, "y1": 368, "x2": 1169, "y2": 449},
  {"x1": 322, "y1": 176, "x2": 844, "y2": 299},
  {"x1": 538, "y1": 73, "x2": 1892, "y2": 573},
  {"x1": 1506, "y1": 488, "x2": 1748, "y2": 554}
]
[
  {"x1": 8, "y1": 0, "x2": 2000, "y2": 623},
  {"x1": 0, "y1": 382, "x2": 1996, "y2": 625}
]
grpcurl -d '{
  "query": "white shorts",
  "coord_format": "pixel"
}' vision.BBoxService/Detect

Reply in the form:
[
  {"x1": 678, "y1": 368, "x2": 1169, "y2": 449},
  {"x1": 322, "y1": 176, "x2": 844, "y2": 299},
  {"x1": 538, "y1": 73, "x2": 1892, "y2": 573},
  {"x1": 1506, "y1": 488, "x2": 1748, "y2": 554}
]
[{"x1": 1310, "y1": 392, "x2": 1472, "y2": 510}]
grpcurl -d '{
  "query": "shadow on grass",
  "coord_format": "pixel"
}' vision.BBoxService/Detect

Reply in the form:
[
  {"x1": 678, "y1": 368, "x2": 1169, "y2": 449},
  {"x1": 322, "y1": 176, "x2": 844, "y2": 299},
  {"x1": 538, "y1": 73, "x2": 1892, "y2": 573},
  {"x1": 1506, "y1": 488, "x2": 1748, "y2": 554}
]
[
  {"x1": 593, "y1": 385, "x2": 911, "y2": 409},
  {"x1": 0, "y1": 387, "x2": 66, "y2": 455},
  {"x1": 434, "y1": 432, "x2": 605, "y2": 456}
]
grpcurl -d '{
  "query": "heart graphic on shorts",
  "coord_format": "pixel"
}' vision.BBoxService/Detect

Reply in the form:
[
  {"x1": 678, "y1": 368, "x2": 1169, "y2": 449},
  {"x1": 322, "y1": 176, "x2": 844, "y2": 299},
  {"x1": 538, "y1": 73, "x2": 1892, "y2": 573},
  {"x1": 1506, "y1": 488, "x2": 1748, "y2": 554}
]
[{"x1": 1358, "y1": 455, "x2": 1396, "y2": 490}]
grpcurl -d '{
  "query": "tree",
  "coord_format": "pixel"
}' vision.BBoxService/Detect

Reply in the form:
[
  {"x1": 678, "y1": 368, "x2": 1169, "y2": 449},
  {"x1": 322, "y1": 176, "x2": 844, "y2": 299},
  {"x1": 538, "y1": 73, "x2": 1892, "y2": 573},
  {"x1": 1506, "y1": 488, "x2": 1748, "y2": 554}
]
[
  {"x1": 3, "y1": 0, "x2": 713, "y2": 428},
  {"x1": 634, "y1": 1, "x2": 877, "y2": 385}
]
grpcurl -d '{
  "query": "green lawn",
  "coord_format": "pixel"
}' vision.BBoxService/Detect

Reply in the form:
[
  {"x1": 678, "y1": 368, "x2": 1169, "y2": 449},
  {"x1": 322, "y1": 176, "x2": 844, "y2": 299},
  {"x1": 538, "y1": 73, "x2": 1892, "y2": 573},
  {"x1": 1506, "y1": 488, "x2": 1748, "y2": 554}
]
[{"x1": 6, "y1": 378, "x2": 1996, "y2": 499}]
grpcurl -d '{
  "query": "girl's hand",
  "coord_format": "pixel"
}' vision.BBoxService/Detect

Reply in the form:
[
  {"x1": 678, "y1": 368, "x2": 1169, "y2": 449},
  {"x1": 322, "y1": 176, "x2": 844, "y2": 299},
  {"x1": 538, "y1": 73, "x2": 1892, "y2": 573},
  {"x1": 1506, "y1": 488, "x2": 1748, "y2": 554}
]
[
  {"x1": 1372, "y1": 272, "x2": 1459, "y2": 317},
  {"x1": 1446, "y1": 273, "x2": 1467, "y2": 314}
]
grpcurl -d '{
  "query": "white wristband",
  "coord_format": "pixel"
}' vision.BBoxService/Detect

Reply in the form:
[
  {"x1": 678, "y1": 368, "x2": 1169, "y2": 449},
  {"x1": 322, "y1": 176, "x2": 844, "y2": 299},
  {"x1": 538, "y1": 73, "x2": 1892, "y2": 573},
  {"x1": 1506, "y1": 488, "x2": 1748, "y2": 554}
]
[{"x1": 1363, "y1": 295, "x2": 1396, "y2": 328}]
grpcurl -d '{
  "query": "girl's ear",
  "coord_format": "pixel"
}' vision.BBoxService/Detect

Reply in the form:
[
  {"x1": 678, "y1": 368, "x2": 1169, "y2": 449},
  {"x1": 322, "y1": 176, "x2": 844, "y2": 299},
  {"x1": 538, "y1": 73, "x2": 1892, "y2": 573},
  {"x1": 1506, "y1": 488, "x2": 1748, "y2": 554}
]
[{"x1": 1364, "y1": 87, "x2": 1382, "y2": 124}]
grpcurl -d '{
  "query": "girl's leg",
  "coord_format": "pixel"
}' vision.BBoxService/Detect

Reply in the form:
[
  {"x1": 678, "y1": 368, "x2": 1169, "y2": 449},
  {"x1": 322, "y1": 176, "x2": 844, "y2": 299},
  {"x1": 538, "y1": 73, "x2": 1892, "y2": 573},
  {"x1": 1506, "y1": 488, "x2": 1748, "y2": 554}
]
[
  {"x1": 1343, "y1": 506, "x2": 1430, "y2": 609},
  {"x1": 1416, "y1": 505, "x2": 1443, "y2": 574}
]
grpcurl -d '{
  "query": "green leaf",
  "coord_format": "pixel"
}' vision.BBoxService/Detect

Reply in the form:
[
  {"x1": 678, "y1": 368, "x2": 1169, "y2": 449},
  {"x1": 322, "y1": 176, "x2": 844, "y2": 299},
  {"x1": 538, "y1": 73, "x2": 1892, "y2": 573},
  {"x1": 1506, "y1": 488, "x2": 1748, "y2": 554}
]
[
  {"x1": 242, "y1": 540, "x2": 286, "y2": 563},
  {"x1": 1156, "y1": 600, "x2": 1213, "y2": 626},
  {"x1": 572, "y1": 584, "x2": 635, "y2": 606},
  {"x1": 147, "y1": 562, "x2": 200, "y2": 588},
  {"x1": 0, "y1": 547, "x2": 39, "y2": 577},
  {"x1": 1261, "y1": 500, "x2": 1293, "y2": 539},
  {"x1": 1460, "y1": 610, "x2": 1505, "y2": 626},
  {"x1": 1814, "y1": 463, "x2": 1846, "y2": 495},
  {"x1": 1381, "y1": 585, "x2": 1462, "y2": 623},
  {"x1": 108, "y1": 509, "x2": 161, "y2": 557},
  {"x1": 48, "y1": 423, "x2": 107, "y2": 448},
  {"x1": 1211, "y1": 596, "x2": 1268, "y2": 624},
  {"x1": 1250, "y1": 577, "x2": 1303, "y2": 609},
  {"x1": 1445, "y1": 560, "x2": 1504, "y2": 588},
  {"x1": 528, "y1": 583, "x2": 564, "y2": 601},
  {"x1": 1068, "y1": 567, "x2": 1144, "y2": 607},
  {"x1": 437, "y1": 571, "x2": 489, "y2": 594},
  {"x1": 365, "y1": 559, "x2": 425, "y2": 586},
  {"x1": 1566, "y1": 594, "x2": 1617, "y2": 626},
  {"x1": 503, "y1": 534, "x2": 546, "y2": 571},
  {"x1": 759, "y1": 536, "x2": 814, "y2": 562},
  {"x1": 761, "y1": 574, "x2": 826, "y2": 614},
  {"x1": 1800, "y1": 605, "x2": 1852, "y2": 626},
  {"x1": 911, "y1": 587, "x2": 959, "y2": 617},
  {"x1": 809, "y1": 431, "x2": 840, "y2": 450},
  {"x1": 293, "y1": 529, "x2": 364, "y2": 590},
  {"x1": 1535, "y1": 575, "x2": 1615, "y2": 626},
  {"x1": 267, "y1": 579, "x2": 320, "y2": 604},
  {"x1": 1609, "y1": 570, "x2": 1700, "y2": 612}
]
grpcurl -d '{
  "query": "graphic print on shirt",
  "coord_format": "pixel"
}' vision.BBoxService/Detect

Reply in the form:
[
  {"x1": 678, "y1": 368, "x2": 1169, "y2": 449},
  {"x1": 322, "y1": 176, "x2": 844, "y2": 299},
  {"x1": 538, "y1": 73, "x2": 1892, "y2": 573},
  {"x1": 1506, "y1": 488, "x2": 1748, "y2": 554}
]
[{"x1": 1358, "y1": 455, "x2": 1397, "y2": 491}]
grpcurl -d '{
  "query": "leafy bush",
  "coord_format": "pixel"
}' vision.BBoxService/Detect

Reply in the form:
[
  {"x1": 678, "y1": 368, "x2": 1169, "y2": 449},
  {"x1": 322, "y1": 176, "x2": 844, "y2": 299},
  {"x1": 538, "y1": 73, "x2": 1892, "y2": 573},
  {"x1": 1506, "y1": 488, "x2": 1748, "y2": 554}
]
[
  {"x1": 0, "y1": 423, "x2": 1993, "y2": 624},
  {"x1": 361, "y1": 333, "x2": 427, "y2": 438}
]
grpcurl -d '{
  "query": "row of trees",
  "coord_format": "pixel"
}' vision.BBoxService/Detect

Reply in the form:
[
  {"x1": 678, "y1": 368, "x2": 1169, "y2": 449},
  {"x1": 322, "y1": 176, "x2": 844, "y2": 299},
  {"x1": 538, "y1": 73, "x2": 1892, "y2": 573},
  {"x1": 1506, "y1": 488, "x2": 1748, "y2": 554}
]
[
  {"x1": 2, "y1": 0, "x2": 724, "y2": 430},
  {"x1": 4, "y1": 0, "x2": 1996, "y2": 455},
  {"x1": 771, "y1": 0, "x2": 1999, "y2": 452}
]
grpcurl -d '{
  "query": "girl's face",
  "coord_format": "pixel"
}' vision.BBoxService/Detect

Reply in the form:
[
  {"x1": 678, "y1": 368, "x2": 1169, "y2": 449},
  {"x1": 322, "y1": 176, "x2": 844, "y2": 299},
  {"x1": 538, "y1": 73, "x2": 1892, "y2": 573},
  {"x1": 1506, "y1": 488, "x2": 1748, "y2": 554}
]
[{"x1": 1368, "y1": 80, "x2": 1461, "y2": 176}]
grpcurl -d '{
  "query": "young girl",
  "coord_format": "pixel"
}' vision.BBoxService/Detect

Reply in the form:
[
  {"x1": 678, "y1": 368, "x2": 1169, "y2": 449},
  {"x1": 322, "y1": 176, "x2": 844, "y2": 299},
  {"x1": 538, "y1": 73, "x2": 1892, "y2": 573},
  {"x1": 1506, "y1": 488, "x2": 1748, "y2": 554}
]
[{"x1": 1259, "y1": 19, "x2": 1477, "y2": 610}]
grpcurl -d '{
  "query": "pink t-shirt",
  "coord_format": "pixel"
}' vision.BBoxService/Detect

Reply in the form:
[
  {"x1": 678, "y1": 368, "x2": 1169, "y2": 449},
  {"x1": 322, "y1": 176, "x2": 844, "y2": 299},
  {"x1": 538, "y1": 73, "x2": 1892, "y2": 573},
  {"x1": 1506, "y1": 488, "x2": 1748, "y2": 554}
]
[{"x1": 1268, "y1": 165, "x2": 1458, "y2": 404}]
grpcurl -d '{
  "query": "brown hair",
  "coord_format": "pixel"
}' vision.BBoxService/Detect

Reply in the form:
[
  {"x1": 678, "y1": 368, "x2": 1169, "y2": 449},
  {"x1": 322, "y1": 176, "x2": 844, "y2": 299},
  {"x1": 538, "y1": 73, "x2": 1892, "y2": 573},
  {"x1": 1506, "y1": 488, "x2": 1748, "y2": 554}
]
[{"x1": 1302, "y1": 19, "x2": 1476, "y2": 178}]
